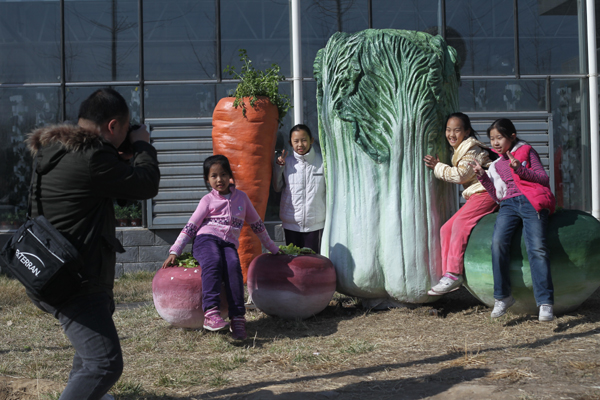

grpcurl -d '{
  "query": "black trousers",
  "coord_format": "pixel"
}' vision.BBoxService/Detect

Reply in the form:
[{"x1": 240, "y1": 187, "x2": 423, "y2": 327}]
[{"x1": 284, "y1": 228, "x2": 323, "y2": 253}]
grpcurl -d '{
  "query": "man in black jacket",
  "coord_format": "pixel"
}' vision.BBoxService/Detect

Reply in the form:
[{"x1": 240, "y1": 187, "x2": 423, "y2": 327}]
[{"x1": 26, "y1": 88, "x2": 160, "y2": 400}]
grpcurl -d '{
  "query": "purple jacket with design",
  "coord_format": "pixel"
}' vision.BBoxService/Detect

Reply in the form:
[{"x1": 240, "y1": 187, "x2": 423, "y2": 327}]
[{"x1": 169, "y1": 185, "x2": 279, "y2": 256}]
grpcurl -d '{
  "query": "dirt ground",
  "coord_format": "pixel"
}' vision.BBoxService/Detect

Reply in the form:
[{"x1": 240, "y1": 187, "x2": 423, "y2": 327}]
[{"x1": 2, "y1": 279, "x2": 600, "y2": 400}]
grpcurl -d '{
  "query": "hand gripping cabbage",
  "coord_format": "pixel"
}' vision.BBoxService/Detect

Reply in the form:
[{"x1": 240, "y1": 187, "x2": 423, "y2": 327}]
[{"x1": 314, "y1": 29, "x2": 460, "y2": 306}]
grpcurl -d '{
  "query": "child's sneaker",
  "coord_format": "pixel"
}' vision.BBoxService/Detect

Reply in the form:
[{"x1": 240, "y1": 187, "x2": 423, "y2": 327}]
[
  {"x1": 490, "y1": 296, "x2": 515, "y2": 318},
  {"x1": 203, "y1": 307, "x2": 229, "y2": 331},
  {"x1": 538, "y1": 304, "x2": 554, "y2": 322},
  {"x1": 427, "y1": 273, "x2": 464, "y2": 296},
  {"x1": 230, "y1": 316, "x2": 247, "y2": 340}
]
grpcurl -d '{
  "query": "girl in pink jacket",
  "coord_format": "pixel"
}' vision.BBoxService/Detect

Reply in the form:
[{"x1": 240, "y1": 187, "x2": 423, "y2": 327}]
[
  {"x1": 162, "y1": 155, "x2": 279, "y2": 340},
  {"x1": 473, "y1": 118, "x2": 556, "y2": 322}
]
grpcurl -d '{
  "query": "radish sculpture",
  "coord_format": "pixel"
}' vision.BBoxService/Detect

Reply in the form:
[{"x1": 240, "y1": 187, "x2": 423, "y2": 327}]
[
  {"x1": 152, "y1": 254, "x2": 228, "y2": 329},
  {"x1": 464, "y1": 210, "x2": 600, "y2": 315},
  {"x1": 248, "y1": 245, "x2": 336, "y2": 319}
]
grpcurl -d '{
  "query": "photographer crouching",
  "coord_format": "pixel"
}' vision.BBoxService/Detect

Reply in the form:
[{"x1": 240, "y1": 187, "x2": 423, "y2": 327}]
[{"x1": 25, "y1": 88, "x2": 160, "y2": 400}]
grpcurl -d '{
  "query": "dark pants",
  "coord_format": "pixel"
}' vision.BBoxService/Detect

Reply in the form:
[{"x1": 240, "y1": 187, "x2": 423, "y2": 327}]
[
  {"x1": 193, "y1": 234, "x2": 245, "y2": 318},
  {"x1": 36, "y1": 292, "x2": 123, "y2": 400},
  {"x1": 492, "y1": 195, "x2": 554, "y2": 306},
  {"x1": 284, "y1": 229, "x2": 323, "y2": 253}
]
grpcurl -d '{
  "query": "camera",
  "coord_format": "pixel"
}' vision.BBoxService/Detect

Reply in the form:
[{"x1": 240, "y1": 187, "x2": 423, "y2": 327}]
[{"x1": 117, "y1": 123, "x2": 141, "y2": 154}]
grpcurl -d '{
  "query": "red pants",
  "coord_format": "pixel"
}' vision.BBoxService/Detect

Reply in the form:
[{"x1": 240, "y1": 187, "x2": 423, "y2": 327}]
[{"x1": 440, "y1": 192, "x2": 498, "y2": 275}]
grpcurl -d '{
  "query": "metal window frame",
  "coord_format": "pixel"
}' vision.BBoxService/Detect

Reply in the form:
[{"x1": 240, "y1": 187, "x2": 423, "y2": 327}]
[
  {"x1": 144, "y1": 117, "x2": 214, "y2": 229},
  {"x1": 0, "y1": 0, "x2": 592, "y2": 220}
]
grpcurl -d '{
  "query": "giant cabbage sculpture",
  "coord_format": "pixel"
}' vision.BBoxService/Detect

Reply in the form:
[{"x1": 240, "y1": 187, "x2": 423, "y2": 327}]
[{"x1": 314, "y1": 29, "x2": 460, "y2": 306}]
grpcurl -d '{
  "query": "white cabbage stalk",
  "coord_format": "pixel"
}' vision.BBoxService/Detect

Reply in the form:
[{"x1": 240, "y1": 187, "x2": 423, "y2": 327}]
[{"x1": 314, "y1": 29, "x2": 460, "y2": 306}]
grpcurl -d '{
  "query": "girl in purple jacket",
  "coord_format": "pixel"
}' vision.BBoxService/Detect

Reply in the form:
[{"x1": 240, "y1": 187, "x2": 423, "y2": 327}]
[
  {"x1": 473, "y1": 118, "x2": 556, "y2": 322},
  {"x1": 162, "y1": 155, "x2": 279, "y2": 340}
]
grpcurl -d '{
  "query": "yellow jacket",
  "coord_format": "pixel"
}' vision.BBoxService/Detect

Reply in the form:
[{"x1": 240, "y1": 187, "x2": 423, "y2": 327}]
[{"x1": 433, "y1": 136, "x2": 494, "y2": 200}]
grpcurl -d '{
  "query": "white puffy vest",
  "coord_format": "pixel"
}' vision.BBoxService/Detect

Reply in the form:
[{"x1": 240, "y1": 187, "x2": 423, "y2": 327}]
[{"x1": 272, "y1": 147, "x2": 326, "y2": 232}]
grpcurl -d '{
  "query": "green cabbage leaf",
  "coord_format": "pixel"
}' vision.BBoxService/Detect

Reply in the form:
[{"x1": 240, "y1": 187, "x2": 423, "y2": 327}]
[{"x1": 314, "y1": 29, "x2": 460, "y2": 305}]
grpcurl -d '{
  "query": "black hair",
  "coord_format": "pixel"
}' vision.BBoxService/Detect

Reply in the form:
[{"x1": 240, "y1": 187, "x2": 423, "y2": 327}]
[
  {"x1": 446, "y1": 112, "x2": 478, "y2": 139},
  {"x1": 77, "y1": 88, "x2": 129, "y2": 126},
  {"x1": 487, "y1": 118, "x2": 518, "y2": 142},
  {"x1": 203, "y1": 155, "x2": 235, "y2": 191},
  {"x1": 289, "y1": 124, "x2": 313, "y2": 141},
  {"x1": 447, "y1": 112, "x2": 499, "y2": 161}
]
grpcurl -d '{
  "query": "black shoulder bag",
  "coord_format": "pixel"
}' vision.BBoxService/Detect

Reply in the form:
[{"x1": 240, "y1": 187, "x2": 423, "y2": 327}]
[{"x1": 0, "y1": 158, "x2": 85, "y2": 305}]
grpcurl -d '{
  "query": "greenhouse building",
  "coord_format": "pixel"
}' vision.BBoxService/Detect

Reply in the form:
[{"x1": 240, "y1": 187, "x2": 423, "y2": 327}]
[{"x1": 0, "y1": 0, "x2": 598, "y2": 272}]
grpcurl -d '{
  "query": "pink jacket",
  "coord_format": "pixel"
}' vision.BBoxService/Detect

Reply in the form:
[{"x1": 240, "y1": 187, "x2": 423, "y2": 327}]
[
  {"x1": 169, "y1": 185, "x2": 279, "y2": 256},
  {"x1": 484, "y1": 142, "x2": 556, "y2": 214}
]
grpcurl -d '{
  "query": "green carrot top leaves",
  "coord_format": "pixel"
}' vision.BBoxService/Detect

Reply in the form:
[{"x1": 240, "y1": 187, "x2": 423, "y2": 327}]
[
  {"x1": 173, "y1": 253, "x2": 199, "y2": 268},
  {"x1": 278, "y1": 243, "x2": 316, "y2": 256},
  {"x1": 224, "y1": 49, "x2": 292, "y2": 125}
]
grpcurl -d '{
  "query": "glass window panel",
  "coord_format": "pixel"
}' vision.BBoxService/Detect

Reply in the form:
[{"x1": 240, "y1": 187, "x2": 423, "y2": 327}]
[
  {"x1": 65, "y1": 0, "x2": 139, "y2": 82},
  {"x1": 265, "y1": 82, "x2": 292, "y2": 222},
  {"x1": 518, "y1": 0, "x2": 582, "y2": 75},
  {"x1": 144, "y1": 0, "x2": 216, "y2": 81},
  {"x1": 0, "y1": 87, "x2": 60, "y2": 221},
  {"x1": 144, "y1": 84, "x2": 216, "y2": 119},
  {"x1": 372, "y1": 1, "x2": 469, "y2": 76},
  {"x1": 446, "y1": 0, "x2": 514, "y2": 76},
  {"x1": 0, "y1": 2, "x2": 60, "y2": 83},
  {"x1": 459, "y1": 79, "x2": 547, "y2": 112},
  {"x1": 597, "y1": 0, "x2": 600, "y2": 56},
  {"x1": 551, "y1": 79, "x2": 588, "y2": 210},
  {"x1": 372, "y1": 0, "x2": 441, "y2": 32},
  {"x1": 302, "y1": 0, "x2": 369, "y2": 78},
  {"x1": 216, "y1": 82, "x2": 239, "y2": 100},
  {"x1": 220, "y1": 0, "x2": 290, "y2": 79},
  {"x1": 66, "y1": 86, "x2": 142, "y2": 123}
]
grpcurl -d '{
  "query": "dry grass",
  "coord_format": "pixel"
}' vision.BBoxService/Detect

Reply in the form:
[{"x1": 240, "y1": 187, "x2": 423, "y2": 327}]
[
  {"x1": 487, "y1": 368, "x2": 536, "y2": 382},
  {"x1": 1, "y1": 272, "x2": 600, "y2": 399}
]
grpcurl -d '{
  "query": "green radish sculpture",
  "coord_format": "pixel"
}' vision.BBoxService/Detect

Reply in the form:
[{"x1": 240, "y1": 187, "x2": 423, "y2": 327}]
[{"x1": 464, "y1": 209, "x2": 600, "y2": 315}]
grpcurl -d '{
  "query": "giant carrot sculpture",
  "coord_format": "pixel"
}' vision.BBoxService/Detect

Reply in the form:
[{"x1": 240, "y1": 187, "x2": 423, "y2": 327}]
[
  {"x1": 212, "y1": 96, "x2": 278, "y2": 281},
  {"x1": 213, "y1": 50, "x2": 290, "y2": 281}
]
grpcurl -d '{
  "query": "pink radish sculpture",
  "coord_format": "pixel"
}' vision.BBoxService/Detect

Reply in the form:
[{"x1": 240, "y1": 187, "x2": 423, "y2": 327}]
[
  {"x1": 248, "y1": 253, "x2": 336, "y2": 319},
  {"x1": 152, "y1": 267, "x2": 228, "y2": 329}
]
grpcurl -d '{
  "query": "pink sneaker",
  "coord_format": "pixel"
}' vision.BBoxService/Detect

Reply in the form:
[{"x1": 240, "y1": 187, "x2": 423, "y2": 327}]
[
  {"x1": 230, "y1": 316, "x2": 247, "y2": 340},
  {"x1": 203, "y1": 307, "x2": 229, "y2": 331}
]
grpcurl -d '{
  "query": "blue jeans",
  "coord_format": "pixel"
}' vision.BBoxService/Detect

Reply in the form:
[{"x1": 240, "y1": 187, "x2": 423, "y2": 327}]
[
  {"x1": 36, "y1": 292, "x2": 123, "y2": 400},
  {"x1": 492, "y1": 195, "x2": 554, "y2": 306}
]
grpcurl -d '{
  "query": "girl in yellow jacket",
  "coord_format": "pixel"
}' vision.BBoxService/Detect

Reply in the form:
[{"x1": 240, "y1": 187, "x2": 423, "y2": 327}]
[{"x1": 424, "y1": 112, "x2": 498, "y2": 296}]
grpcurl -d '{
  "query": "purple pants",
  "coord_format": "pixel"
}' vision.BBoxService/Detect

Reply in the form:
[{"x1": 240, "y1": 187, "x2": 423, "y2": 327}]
[
  {"x1": 284, "y1": 229, "x2": 323, "y2": 253},
  {"x1": 193, "y1": 234, "x2": 245, "y2": 318}
]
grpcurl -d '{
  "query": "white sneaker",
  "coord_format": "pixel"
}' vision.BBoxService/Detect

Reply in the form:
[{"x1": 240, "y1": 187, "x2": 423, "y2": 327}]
[
  {"x1": 101, "y1": 394, "x2": 114, "y2": 400},
  {"x1": 427, "y1": 273, "x2": 464, "y2": 296},
  {"x1": 539, "y1": 304, "x2": 554, "y2": 322},
  {"x1": 490, "y1": 296, "x2": 515, "y2": 318}
]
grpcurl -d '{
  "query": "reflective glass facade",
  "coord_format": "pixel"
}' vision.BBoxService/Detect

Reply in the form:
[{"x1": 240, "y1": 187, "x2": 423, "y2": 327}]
[{"x1": 0, "y1": 0, "x2": 594, "y2": 226}]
